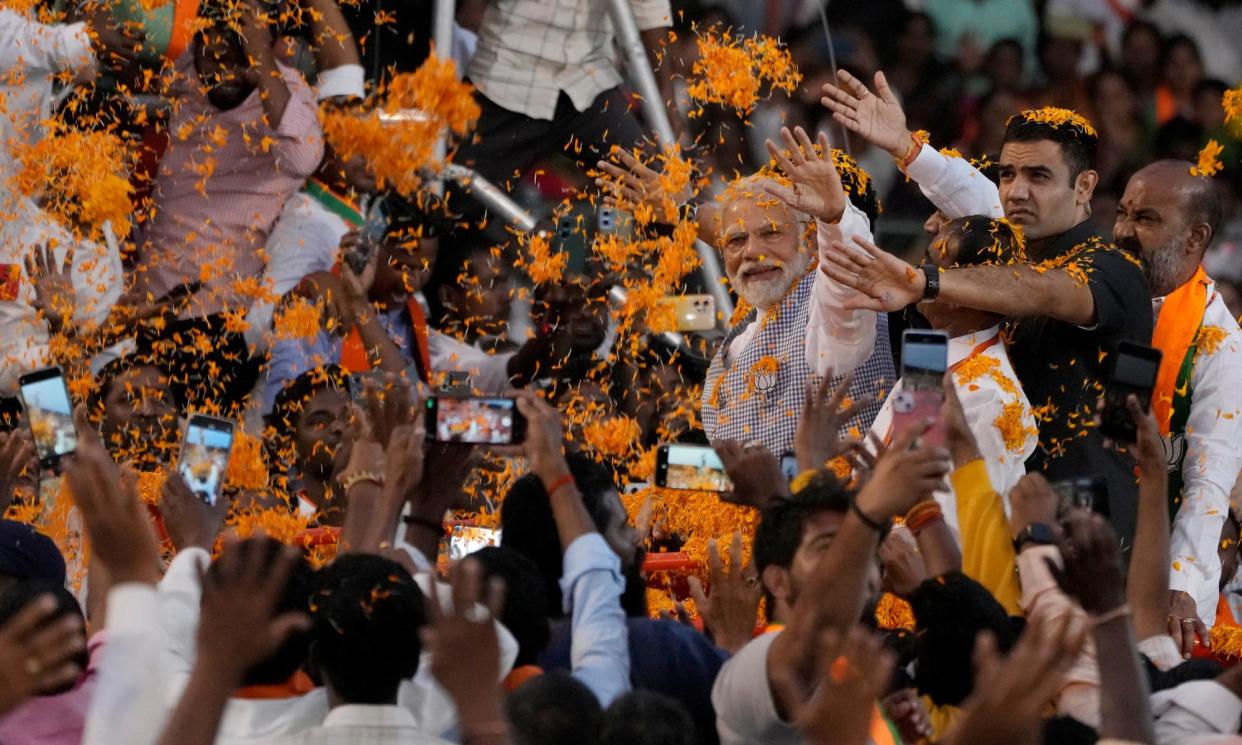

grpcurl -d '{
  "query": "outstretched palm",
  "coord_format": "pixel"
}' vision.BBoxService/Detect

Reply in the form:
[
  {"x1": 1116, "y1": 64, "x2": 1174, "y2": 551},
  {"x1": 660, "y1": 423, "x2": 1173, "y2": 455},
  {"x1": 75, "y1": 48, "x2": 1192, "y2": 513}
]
[
  {"x1": 820, "y1": 236, "x2": 924, "y2": 312},
  {"x1": 820, "y1": 70, "x2": 912, "y2": 157},
  {"x1": 762, "y1": 126, "x2": 847, "y2": 224}
]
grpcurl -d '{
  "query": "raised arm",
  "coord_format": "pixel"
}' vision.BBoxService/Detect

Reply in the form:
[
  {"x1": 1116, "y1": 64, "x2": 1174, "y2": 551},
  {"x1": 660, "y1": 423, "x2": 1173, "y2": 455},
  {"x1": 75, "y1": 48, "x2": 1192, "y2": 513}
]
[
  {"x1": 821, "y1": 235, "x2": 1098, "y2": 326},
  {"x1": 819, "y1": 70, "x2": 1000, "y2": 219}
]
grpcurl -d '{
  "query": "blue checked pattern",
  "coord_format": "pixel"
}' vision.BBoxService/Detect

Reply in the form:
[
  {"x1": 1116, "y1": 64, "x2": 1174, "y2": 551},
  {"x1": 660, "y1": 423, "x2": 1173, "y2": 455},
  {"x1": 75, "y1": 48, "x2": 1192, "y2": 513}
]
[{"x1": 702, "y1": 271, "x2": 895, "y2": 456}]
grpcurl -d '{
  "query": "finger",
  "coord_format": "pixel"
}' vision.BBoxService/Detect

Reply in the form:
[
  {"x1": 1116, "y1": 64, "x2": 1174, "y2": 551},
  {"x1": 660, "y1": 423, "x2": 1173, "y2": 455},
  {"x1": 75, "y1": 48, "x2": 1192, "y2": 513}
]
[
  {"x1": 793, "y1": 126, "x2": 819, "y2": 162},
  {"x1": 266, "y1": 611, "x2": 313, "y2": 650},
  {"x1": 836, "y1": 69, "x2": 872, "y2": 101},
  {"x1": 728, "y1": 531, "x2": 744, "y2": 576},
  {"x1": 1168, "y1": 614, "x2": 1185, "y2": 653},
  {"x1": 688, "y1": 575, "x2": 709, "y2": 610},
  {"x1": 779, "y1": 127, "x2": 806, "y2": 166},
  {"x1": 706, "y1": 538, "x2": 724, "y2": 583},
  {"x1": 486, "y1": 575, "x2": 506, "y2": 619},
  {"x1": 36, "y1": 661, "x2": 83, "y2": 693},
  {"x1": 27, "y1": 614, "x2": 85, "y2": 664},
  {"x1": 61, "y1": 246, "x2": 75, "y2": 275},
  {"x1": 451, "y1": 557, "x2": 483, "y2": 619},
  {"x1": 615, "y1": 147, "x2": 659, "y2": 180},
  {"x1": 759, "y1": 181, "x2": 800, "y2": 209},
  {"x1": 820, "y1": 81, "x2": 859, "y2": 111},
  {"x1": 674, "y1": 602, "x2": 694, "y2": 627},
  {"x1": 817, "y1": 130, "x2": 831, "y2": 158},
  {"x1": 764, "y1": 138, "x2": 798, "y2": 177},
  {"x1": 261, "y1": 545, "x2": 301, "y2": 603},
  {"x1": 595, "y1": 160, "x2": 643, "y2": 193},
  {"x1": 874, "y1": 70, "x2": 900, "y2": 105},
  {"x1": 0, "y1": 594, "x2": 58, "y2": 644}
]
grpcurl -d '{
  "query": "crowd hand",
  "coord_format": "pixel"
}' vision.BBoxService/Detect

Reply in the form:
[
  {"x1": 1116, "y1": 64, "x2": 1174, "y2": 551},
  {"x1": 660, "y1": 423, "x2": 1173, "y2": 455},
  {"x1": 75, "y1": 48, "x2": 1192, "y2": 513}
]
[
  {"x1": 794, "y1": 626, "x2": 896, "y2": 745},
  {"x1": 854, "y1": 422, "x2": 949, "y2": 523},
  {"x1": 160, "y1": 470, "x2": 230, "y2": 553},
  {"x1": 358, "y1": 373, "x2": 418, "y2": 449},
  {"x1": 841, "y1": 436, "x2": 878, "y2": 481},
  {"x1": 821, "y1": 235, "x2": 922, "y2": 313},
  {"x1": 84, "y1": 15, "x2": 146, "y2": 82},
  {"x1": 818, "y1": 69, "x2": 914, "y2": 160},
  {"x1": 195, "y1": 540, "x2": 310, "y2": 685},
  {"x1": 1167, "y1": 589, "x2": 1207, "y2": 659},
  {"x1": 945, "y1": 612, "x2": 1088, "y2": 745},
  {"x1": 25, "y1": 244, "x2": 76, "y2": 335},
  {"x1": 1048, "y1": 512, "x2": 1127, "y2": 617},
  {"x1": 714, "y1": 440, "x2": 789, "y2": 509},
  {"x1": 882, "y1": 688, "x2": 934, "y2": 744},
  {"x1": 879, "y1": 528, "x2": 927, "y2": 598},
  {"x1": 687, "y1": 532, "x2": 762, "y2": 655},
  {"x1": 238, "y1": 0, "x2": 279, "y2": 77},
  {"x1": 1007, "y1": 472, "x2": 1060, "y2": 541},
  {"x1": 104, "y1": 287, "x2": 174, "y2": 337},
  {"x1": 516, "y1": 391, "x2": 569, "y2": 483},
  {"x1": 0, "y1": 431, "x2": 34, "y2": 514},
  {"x1": 1126, "y1": 394, "x2": 1166, "y2": 483},
  {"x1": 422, "y1": 559, "x2": 508, "y2": 726},
  {"x1": 63, "y1": 406, "x2": 162, "y2": 585},
  {"x1": 762, "y1": 126, "x2": 848, "y2": 224},
  {"x1": 794, "y1": 370, "x2": 861, "y2": 473},
  {"x1": 941, "y1": 374, "x2": 981, "y2": 466},
  {"x1": 335, "y1": 232, "x2": 378, "y2": 330},
  {"x1": 0, "y1": 594, "x2": 87, "y2": 715},
  {"x1": 594, "y1": 147, "x2": 691, "y2": 222}
]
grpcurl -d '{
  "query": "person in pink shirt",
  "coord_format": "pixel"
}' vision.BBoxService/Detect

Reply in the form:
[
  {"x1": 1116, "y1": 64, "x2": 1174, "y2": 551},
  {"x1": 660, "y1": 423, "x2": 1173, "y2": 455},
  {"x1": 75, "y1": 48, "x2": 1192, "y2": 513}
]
[{"x1": 132, "y1": 0, "x2": 323, "y2": 412}]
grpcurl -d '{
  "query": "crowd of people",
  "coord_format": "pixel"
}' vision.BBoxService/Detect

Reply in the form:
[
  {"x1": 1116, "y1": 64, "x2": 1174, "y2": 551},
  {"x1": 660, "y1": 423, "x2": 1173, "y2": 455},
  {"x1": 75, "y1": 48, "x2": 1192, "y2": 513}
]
[{"x1": 0, "y1": 0, "x2": 1239, "y2": 743}]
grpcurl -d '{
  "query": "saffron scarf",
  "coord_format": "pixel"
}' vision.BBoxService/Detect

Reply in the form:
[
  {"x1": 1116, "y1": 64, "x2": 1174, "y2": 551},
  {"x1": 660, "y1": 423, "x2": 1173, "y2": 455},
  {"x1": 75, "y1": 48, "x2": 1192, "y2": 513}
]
[{"x1": 1151, "y1": 265, "x2": 1209, "y2": 436}]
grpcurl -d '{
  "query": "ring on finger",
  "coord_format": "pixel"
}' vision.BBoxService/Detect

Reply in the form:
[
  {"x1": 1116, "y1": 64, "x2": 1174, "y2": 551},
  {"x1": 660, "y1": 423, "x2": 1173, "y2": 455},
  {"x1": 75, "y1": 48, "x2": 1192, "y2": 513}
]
[{"x1": 24, "y1": 657, "x2": 41, "y2": 676}]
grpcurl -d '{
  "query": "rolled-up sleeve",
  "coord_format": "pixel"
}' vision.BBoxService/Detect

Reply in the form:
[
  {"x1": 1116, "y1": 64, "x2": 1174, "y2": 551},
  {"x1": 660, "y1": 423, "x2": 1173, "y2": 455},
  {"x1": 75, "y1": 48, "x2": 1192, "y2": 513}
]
[
  {"x1": 560, "y1": 533, "x2": 630, "y2": 707},
  {"x1": 0, "y1": 10, "x2": 92, "y2": 72},
  {"x1": 904, "y1": 145, "x2": 1003, "y2": 220},
  {"x1": 805, "y1": 203, "x2": 878, "y2": 378}
]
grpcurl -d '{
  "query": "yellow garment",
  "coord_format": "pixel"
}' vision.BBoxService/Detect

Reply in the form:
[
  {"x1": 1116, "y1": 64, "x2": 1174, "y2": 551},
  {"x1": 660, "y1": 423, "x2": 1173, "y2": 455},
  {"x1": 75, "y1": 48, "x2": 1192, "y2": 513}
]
[
  {"x1": 923, "y1": 695, "x2": 961, "y2": 742},
  {"x1": 952, "y1": 459, "x2": 1022, "y2": 617}
]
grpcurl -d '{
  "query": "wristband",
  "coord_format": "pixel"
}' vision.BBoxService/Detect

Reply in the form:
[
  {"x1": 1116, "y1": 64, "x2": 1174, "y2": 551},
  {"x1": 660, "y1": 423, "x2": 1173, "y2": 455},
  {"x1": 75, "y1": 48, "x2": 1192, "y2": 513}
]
[
  {"x1": 1090, "y1": 604, "x2": 1131, "y2": 627},
  {"x1": 896, "y1": 132, "x2": 924, "y2": 170},
  {"x1": 904, "y1": 500, "x2": 943, "y2": 535},
  {"x1": 919, "y1": 263, "x2": 940, "y2": 301},
  {"x1": 544, "y1": 473, "x2": 576, "y2": 496},
  {"x1": 339, "y1": 470, "x2": 384, "y2": 492},
  {"x1": 850, "y1": 499, "x2": 887, "y2": 533}
]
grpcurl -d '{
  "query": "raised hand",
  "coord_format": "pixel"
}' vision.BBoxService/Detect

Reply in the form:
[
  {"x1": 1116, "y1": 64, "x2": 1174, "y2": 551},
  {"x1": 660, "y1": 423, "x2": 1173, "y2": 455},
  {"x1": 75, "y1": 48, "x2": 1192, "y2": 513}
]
[
  {"x1": 25, "y1": 244, "x2": 76, "y2": 334},
  {"x1": 516, "y1": 391, "x2": 569, "y2": 483},
  {"x1": 0, "y1": 595, "x2": 86, "y2": 715},
  {"x1": 762, "y1": 126, "x2": 848, "y2": 224},
  {"x1": 714, "y1": 440, "x2": 789, "y2": 509},
  {"x1": 1050, "y1": 512, "x2": 1126, "y2": 616},
  {"x1": 794, "y1": 370, "x2": 860, "y2": 473},
  {"x1": 160, "y1": 470, "x2": 230, "y2": 553},
  {"x1": 1007, "y1": 473, "x2": 1059, "y2": 542},
  {"x1": 879, "y1": 528, "x2": 928, "y2": 598},
  {"x1": 941, "y1": 375, "x2": 981, "y2": 467},
  {"x1": 63, "y1": 406, "x2": 161, "y2": 585},
  {"x1": 594, "y1": 147, "x2": 692, "y2": 223},
  {"x1": 819, "y1": 70, "x2": 914, "y2": 159},
  {"x1": 853, "y1": 423, "x2": 949, "y2": 523},
  {"x1": 796, "y1": 626, "x2": 897, "y2": 745},
  {"x1": 688, "y1": 532, "x2": 762, "y2": 654},
  {"x1": 0, "y1": 431, "x2": 35, "y2": 513},
  {"x1": 821, "y1": 236, "x2": 924, "y2": 313}
]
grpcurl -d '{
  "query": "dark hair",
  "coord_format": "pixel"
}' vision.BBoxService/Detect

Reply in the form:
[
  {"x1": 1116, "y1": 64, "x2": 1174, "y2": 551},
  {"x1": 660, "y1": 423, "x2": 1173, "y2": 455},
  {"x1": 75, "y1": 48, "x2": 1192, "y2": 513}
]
[
  {"x1": 268, "y1": 364, "x2": 349, "y2": 443},
  {"x1": 421, "y1": 226, "x2": 507, "y2": 327},
  {"x1": 910, "y1": 571, "x2": 1015, "y2": 706},
  {"x1": 506, "y1": 671, "x2": 603, "y2": 745},
  {"x1": 471, "y1": 547, "x2": 551, "y2": 667},
  {"x1": 1002, "y1": 115, "x2": 1098, "y2": 184},
  {"x1": 501, "y1": 454, "x2": 617, "y2": 618},
  {"x1": 598, "y1": 691, "x2": 697, "y2": 745},
  {"x1": 1161, "y1": 33, "x2": 1202, "y2": 70},
  {"x1": 309, "y1": 554, "x2": 425, "y2": 704},
  {"x1": 1122, "y1": 19, "x2": 1161, "y2": 50},
  {"x1": 833, "y1": 149, "x2": 881, "y2": 227},
  {"x1": 0, "y1": 580, "x2": 88, "y2": 693},
  {"x1": 753, "y1": 473, "x2": 853, "y2": 608},
  {"x1": 93, "y1": 355, "x2": 184, "y2": 415},
  {"x1": 207, "y1": 538, "x2": 316, "y2": 686},
  {"x1": 943, "y1": 216, "x2": 1025, "y2": 266}
]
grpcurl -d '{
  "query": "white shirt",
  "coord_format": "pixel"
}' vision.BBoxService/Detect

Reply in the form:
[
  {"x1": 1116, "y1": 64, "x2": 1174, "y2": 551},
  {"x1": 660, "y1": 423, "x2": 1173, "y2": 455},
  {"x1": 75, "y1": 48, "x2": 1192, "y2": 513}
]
[
  {"x1": 0, "y1": 197, "x2": 124, "y2": 394},
  {"x1": 903, "y1": 144, "x2": 1004, "y2": 221},
  {"x1": 427, "y1": 332, "x2": 515, "y2": 394},
  {"x1": 869, "y1": 326, "x2": 1037, "y2": 535},
  {"x1": 466, "y1": 0, "x2": 672, "y2": 121},
  {"x1": 727, "y1": 204, "x2": 880, "y2": 381},
  {"x1": 710, "y1": 631, "x2": 801, "y2": 745},
  {"x1": 559, "y1": 533, "x2": 630, "y2": 707},
  {"x1": 1152, "y1": 680, "x2": 1242, "y2": 745},
  {"x1": 1158, "y1": 284, "x2": 1242, "y2": 626},
  {"x1": 271, "y1": 705, "x2": 454, "y2": 745}
]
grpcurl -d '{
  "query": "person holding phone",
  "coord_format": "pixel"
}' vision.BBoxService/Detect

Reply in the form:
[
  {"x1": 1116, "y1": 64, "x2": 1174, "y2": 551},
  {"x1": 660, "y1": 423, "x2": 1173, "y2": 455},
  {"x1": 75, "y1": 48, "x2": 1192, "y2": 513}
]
[
  {"x1": 867, "y1": 217, "x2": 1038, "y2": 534},
  {"x1": 1114, "y1": 160, "x2": 1242, "y2": 649}
]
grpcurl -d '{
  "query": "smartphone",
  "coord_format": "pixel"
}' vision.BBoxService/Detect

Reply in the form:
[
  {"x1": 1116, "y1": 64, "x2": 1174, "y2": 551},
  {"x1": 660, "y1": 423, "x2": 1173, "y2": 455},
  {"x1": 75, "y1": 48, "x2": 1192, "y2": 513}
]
[
  {"x1": 18, "y1": 367, "x2": 77, "y2": 470},
  {"x1": 177, "y1": 414, "x2": 235, "y2": 505},
  {"x1": 345, "y1": 200, "x2": 388, "y2": 275},
  {"x1": 1053, "y1": 475, "x2": 1108, "y2": 517},
  {"x1": 448, "y1": 525, "x2": 503, "y2": 561},
  {"x1": 658, "y1": 294, "x2": 717, "y2": 332},
  {"x1": 655, "y1": 443, "x2": 732, "y2": 492},
  {"x1": 779, "y1": 452, "x2": 799, "y2": 482},
  {"x1": 426, "y1": 396, "x2": 526, "y2": 444},
  {"x1": 439, "y1": 370, "x2": 472, "y2": 394},
  {"x1": 891, "y1": 330, "x2": 949, "y2": 448},
  {"x1": 1100, "y1": 341, "x2": 1163, "y2": 443}
]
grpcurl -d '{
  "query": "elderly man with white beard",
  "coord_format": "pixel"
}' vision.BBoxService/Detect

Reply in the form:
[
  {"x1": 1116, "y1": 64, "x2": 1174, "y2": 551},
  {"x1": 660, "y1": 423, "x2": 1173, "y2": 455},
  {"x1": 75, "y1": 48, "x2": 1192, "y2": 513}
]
[{"x1": 700, "y1": 126, "x2": 894, "y2": 458}]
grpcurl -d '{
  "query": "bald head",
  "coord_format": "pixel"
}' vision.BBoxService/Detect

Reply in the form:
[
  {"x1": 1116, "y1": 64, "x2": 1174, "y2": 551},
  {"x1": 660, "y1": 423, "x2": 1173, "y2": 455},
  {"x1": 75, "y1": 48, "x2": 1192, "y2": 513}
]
[{"x1": 1115, "y1": 159, "x2": 1221, "y2": 296}]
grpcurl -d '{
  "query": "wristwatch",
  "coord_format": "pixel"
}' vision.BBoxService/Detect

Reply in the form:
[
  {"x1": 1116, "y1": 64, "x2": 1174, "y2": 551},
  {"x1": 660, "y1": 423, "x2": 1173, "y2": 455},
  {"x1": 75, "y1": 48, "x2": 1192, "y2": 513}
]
[
  {"x1": 919, "y1": 263, "x2": 940, "y2": 300},
  {"x1": 1013, "y1": 522, "x2": 1057, "y2": 553}
]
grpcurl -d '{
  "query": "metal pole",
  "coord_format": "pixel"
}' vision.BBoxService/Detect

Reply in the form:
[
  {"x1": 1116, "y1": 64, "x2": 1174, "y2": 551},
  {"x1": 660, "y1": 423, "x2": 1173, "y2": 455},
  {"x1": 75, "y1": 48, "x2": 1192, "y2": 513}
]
[
  {"x1": 604, "y1": 0, "x2": 733, "y2": 320},
  {"x1": 430, "y1": 0, "x2": 457, "y2": 195}
]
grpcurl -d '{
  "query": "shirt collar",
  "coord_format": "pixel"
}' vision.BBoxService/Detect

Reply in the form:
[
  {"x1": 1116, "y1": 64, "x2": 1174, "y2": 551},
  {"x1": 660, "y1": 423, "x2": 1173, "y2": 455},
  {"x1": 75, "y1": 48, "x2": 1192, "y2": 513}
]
[
  {"x1": 322, "y1": 704, "x2": 420, "y2": 730},
  {"x1": 1038, "y1": 219, "x2": 1103, "y2": 260},
  {"x1": 947, "y1": 325, "x2": 1002, "y2": 367}
]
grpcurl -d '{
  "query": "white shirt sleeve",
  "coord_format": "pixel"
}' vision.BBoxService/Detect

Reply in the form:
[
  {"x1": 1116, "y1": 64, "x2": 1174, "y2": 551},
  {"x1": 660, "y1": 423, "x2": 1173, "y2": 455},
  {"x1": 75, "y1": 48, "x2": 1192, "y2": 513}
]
[
  {"x1": 559, "y1": 533, "x2": 630, "y2": 707},
  {"x1": 82, "y1": 584, "x2": 175, "y2": 745},
  {"x1": 428, "y1": 332, "x2": 516, "y2": 394},
  {"x1": 0, "y1": 10, "x2": 92, "y2": 73},
  {"x1": 1152, "y1": 680, "x2": 1242, "y2": 744},
  {"x1": 315, "y1": 64, "x2": 366, "y2": 101},
  {"x1": 1169, "y1": 314, "x2": 1242, "y2": 625},
  {"x1": 805, "y1": 204, "x2": 879, "y2": 379},
  {"x1": 156, "y1": 548, "x2": 211, "y2": 673},
  {"x1": 903, "y1": 145, "x2": 1004, "y2": 220},
  {"x1": 630, "y1": 0, "x2": 672, "y2": 30}
]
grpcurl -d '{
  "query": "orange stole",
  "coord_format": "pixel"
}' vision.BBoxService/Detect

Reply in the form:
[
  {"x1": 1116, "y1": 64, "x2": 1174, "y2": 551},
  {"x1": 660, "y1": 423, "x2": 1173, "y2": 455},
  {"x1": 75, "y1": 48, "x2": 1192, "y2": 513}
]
[
  {"x1": 338, "y1": 297, "x2": 431, "y2": 382},
  {"x1": 1151, "y1": 265, "x2": 1209, "y2": 435}
]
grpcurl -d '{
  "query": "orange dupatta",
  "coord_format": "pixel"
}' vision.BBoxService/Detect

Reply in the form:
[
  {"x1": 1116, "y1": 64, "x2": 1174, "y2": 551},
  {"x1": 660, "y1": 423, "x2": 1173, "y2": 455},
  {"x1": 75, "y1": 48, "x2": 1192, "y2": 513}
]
[{"x1": 1151, "y1": 265, "x2": 1210, "y2": 435}]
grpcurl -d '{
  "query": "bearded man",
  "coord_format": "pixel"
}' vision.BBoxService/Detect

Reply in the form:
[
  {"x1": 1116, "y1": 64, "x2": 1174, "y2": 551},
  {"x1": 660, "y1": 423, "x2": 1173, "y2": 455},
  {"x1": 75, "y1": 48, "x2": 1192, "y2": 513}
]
[
  {"x1": 700, "y1": 126, "x2": 894, "y2": 457},
  {"x1": 1115, "y1": 160, "x2": 1242, "y2": 655}
]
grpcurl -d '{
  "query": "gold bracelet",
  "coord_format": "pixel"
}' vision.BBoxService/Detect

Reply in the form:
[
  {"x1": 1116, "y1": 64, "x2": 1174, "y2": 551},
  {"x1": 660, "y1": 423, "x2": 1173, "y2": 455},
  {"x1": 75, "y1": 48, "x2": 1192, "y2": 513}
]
[{"x1": 340, "y1": 470, "x2": 385, "y2": 492}]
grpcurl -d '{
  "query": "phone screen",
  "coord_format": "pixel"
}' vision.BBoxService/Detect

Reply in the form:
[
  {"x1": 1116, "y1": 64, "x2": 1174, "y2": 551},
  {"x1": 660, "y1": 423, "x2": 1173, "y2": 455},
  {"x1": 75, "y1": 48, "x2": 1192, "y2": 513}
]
[
  {"x1": 428, "y1": 397, "x2": 524, "y2": 444},
  {"x1": 178, "y1": 416, "x2": 235, "y2": 505},
  {"x1": 658, "y1": 444, "x2": 732, "y2": 491},
  {"x1": 901, "y1": 331, "x2": 949, "y2": 387},
  {"x1": 448, "y1": 525, "x2": 503, "y2": 561},
  {"x1": 19, "y1": 369, "x2": 76, "y2": 464},
  {"x1": 1112, "y1": 352, "x2": 1160, "y2": 388}
]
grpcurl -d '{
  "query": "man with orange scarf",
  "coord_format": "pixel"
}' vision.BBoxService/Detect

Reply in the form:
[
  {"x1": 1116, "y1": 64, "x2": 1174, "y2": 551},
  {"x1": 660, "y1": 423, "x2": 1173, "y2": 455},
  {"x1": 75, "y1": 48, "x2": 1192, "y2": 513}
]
[{"x1": 1114, "y1": 160, "x2": 1242, "y2": 656}]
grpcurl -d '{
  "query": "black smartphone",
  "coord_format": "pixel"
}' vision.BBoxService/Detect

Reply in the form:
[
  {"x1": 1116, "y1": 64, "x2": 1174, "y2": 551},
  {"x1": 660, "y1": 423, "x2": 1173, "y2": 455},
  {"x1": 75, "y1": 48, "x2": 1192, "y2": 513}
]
[
  {"x1": 426, "y1": 397, "x2": 526, "y2": 444},
  {"x1": 654, "y1": 443, "x2": 732, "y2": 492},
  {"x1": 1053, "y1": 475, "x2": 1108, "y2": 517},
  {"x1": 18, "y1": 366, "x2": 77, "y2": 471},
  {"x1": 178, "y1": 414, "x2": 235, "y2": 505},
  {"x1": 1100, "y1": 341, "x2": 1163, "y2": 443}
]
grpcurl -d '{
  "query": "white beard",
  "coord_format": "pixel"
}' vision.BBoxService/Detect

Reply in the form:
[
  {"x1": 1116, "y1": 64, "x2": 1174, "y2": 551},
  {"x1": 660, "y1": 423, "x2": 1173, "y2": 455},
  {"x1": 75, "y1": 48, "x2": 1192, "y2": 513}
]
[{"x1": 732, "y1": 252, "x2": 812, "y2": 310}]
